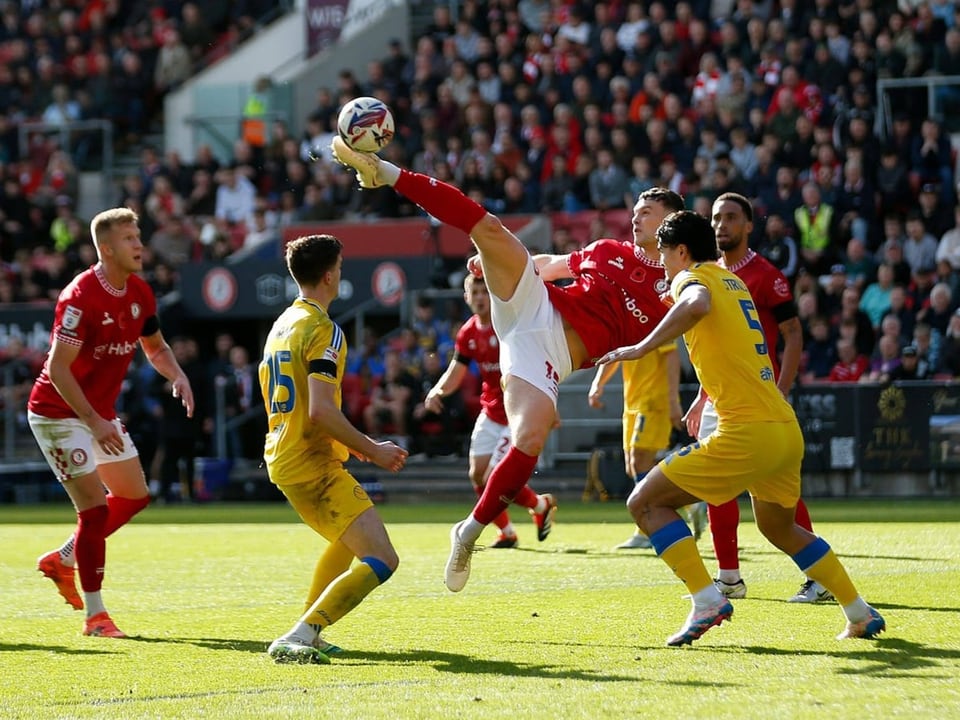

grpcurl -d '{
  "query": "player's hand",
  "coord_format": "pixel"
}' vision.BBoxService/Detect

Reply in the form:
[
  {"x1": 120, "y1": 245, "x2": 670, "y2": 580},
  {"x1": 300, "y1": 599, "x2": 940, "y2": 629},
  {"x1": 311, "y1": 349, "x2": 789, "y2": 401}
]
[
  {"x1": 91, "y1": 416, "x2": 124, "y2": 455},
  {"x1": 424, "y1": 389, "x2": 444, "y2": 414},
  {"x1": 597, "y1": 344, "x2": 644, "y2": 365},
  {"x1": 171, "y1": 375, "x2": 195, "y2": 418},
  {"x1": 587, "y1": 384, "x2": 604, "y2": 409},
  {"x1": 467, "y1": 254, "x2": 484, "y2": 278},
  {"x1": 682, "y1": 398, "x2": 704, "y2": 438},
  {"x1": 369, "y1": 440, "x2": 408, "y2": 472}
]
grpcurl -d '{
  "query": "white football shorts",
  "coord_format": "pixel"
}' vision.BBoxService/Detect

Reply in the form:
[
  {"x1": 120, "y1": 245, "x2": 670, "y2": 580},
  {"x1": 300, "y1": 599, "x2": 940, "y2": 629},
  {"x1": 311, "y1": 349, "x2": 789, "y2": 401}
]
[
  {"x1": 490, "y1": 256, "x2": 572, "y2": 407},
  {"x1": 470, "y1": 412, "x2": 512, "y2": 462},
  {"x1": 28, "y1": 412, "x2": 139, "y2": 483}
]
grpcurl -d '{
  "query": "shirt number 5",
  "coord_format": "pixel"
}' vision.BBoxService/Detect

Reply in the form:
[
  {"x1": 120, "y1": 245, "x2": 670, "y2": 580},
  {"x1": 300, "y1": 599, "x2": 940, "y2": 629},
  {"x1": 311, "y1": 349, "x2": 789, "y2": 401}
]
[{"x1": 738, "y1": 299, "x2": 767, "y2": 357}]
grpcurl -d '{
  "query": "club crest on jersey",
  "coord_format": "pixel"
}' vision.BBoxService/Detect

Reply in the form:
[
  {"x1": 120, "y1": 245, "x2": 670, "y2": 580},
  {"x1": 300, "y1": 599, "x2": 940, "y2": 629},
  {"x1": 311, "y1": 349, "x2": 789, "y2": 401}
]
[
  {"x1": 655, "y1": 278, "x2": 669, "y2": 294},
  {"x1": 130, "y1": 303, "x2": 141, "y2": 319},
  {"x1": 62, "y1": 305, "x2": 82, "y2": 330},
  {"x1": 773, "y1": 277, "x2": 790, "y2": 297},
  {"x1": 70, "y1": 448, "x2": 88, "y2": 466}
]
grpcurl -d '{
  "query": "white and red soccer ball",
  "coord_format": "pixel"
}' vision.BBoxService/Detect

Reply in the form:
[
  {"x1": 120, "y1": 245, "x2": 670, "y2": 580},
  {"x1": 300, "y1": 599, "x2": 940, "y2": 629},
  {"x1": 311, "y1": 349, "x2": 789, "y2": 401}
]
[{"x1": 337, "y1": 96, "x2": 395, "y2": 153}]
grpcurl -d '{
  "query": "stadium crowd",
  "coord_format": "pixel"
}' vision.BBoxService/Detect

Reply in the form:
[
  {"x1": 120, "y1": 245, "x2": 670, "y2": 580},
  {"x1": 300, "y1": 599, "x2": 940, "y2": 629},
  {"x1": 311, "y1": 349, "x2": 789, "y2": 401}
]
[{"x1": 6, "y1": 0, "x2": 960, "y2": 476}]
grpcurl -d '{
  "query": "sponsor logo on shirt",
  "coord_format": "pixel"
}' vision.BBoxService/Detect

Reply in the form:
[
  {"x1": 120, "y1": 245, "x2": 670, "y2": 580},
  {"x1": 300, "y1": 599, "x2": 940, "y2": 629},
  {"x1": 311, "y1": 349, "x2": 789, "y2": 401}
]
[
  {"x1": 63, "y1": 305, "x2": 82, "y2": 330},
  {"x1": 620, "y1": 288, "x2": 650, "y2": 322},
  {"x1": 102, "y1": 312, "x2": 114, "y2": 325},
  {"x1": 607, "y1": 256, "x2": 625, "y2": 270},
  {"x1": 93, "y1": 341, "x2": 139, "y2": 359}
]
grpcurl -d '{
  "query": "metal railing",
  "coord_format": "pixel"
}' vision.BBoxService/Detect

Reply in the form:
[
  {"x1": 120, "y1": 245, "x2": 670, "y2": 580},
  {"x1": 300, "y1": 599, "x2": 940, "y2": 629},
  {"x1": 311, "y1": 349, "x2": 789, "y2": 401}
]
[
  {"x1": 876, "y1": 74, "x2": 960, "y2": 137},
  {"x1": 16, "y1": 119, "x2": 115, "y2": 208}
]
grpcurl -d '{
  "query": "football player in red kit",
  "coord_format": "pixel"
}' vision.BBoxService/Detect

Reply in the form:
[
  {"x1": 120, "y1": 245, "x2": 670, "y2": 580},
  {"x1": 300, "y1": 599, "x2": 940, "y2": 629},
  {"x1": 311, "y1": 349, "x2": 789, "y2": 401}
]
[
  {"x1": 424, "y1": 274, "x2": 552, "y2": 548},
  {"x1": 331, "y1": 137, "x2": 670, "y2": 592},
  {"x1": 29, "y1": 207, "x2": 195, "y2": 637}
]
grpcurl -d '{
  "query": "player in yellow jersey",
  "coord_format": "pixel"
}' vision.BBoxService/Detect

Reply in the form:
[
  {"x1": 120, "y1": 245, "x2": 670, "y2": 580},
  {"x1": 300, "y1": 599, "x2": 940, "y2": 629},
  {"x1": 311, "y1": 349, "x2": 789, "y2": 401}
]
[
  {"x1": 599, "y1": 211, "x2": 885, "y2": 646},
  {"x1": 260, "y1": 234, "x2": 408, "y2": 664}
]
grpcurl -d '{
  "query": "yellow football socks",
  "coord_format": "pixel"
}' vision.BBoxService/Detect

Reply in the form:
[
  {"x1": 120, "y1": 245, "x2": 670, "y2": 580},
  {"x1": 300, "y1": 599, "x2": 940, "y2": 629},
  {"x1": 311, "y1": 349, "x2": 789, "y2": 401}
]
[{"x1": 303, "y1": 540, "x2": 354, "y2": 613}]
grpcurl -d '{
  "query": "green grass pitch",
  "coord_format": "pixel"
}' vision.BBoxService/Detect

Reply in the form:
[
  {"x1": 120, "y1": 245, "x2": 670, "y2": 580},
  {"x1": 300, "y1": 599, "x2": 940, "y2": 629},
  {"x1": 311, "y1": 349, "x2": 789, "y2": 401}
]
[{"x1": 1, "y1": 498, "x2": 959, "y2": 719}]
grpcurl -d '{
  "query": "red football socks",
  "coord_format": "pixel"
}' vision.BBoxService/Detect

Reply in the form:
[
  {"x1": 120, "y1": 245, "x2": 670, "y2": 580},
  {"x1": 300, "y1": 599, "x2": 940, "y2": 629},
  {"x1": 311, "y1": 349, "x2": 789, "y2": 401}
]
[
  {"x1": 708, "y1": 499, "x2": 741, "y2": 570},
  {"x1": 795, "y1": 498, "x2": 813, "y2": 532},
  {"x1": 76, "y1": 505, "x2": 109, "y2": 592},
  {"x1": 473, "y1": 447, "x2": 539, "y2": 525},
  {"x1": 103, "y1": 494, "x2": 150, "y2": 537},
  {"x1": 394, "y1": 169, "x2": 488, "y2": 235}
]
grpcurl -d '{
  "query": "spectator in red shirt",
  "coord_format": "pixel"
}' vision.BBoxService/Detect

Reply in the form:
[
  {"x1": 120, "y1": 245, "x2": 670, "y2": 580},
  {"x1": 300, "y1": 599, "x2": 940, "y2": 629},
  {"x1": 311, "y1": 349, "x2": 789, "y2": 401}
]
[{"x1": 827, "y1": 337, "x2": 870, "y2": 382}]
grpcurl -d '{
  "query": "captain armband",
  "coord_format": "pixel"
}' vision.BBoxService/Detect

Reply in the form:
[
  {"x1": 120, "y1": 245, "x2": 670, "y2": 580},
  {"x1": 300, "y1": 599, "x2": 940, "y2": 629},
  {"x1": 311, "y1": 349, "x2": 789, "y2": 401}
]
[{"x1": 308, "y1": 358, "x2": 338, "y2": 380}]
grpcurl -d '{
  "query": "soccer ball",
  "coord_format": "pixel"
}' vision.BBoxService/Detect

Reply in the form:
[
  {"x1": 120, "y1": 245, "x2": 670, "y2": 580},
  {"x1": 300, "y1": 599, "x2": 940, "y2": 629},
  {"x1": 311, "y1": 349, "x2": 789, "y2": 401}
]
[{"x1": 337, "y1": 97, "x2": 395, "y2": 153}]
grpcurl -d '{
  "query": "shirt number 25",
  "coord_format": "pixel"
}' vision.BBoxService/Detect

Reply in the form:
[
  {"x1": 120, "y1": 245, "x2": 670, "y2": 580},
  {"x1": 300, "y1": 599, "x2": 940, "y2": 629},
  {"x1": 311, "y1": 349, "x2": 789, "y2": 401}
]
[{"x1": 264, "y1": 350, "x2": 295, "y2": 413}]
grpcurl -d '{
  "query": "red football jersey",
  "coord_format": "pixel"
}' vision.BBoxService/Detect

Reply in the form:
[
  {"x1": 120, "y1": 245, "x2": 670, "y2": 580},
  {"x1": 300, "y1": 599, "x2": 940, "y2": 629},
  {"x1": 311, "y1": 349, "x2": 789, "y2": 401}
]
[
  {"x1": 454, "y1": 315, "x2": 507, "y2": 425},
  {"x1": 29, "y1": 265, "x2": 158, "y2": 420},
  {"x1": 722, "y1": 250, "x2": 796, "y2": 379},
  {"x1": 546, "y1": 239, "x2": 669, "y2": 366}
]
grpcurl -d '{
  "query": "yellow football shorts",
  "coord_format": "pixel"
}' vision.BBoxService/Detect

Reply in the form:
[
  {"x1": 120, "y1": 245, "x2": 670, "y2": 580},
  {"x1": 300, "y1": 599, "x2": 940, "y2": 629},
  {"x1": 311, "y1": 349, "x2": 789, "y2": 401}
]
[
  {"x1": 623, "y1": 407, "x2": 673, "y2": 454},
  {"x1": 276, "y1": 463, "x2": 375, "y2": 543},
  {"x1": 658, "y1": 420, "x2": 803, "y2": 508}
]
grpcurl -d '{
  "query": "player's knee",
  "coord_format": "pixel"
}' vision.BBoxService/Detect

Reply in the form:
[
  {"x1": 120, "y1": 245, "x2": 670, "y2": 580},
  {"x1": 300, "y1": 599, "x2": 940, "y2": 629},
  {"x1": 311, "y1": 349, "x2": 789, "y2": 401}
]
[
  {"x1": 626, "y1": 491, "x2": 646, "y2": 523},
  {"x1": 362, "y1": 553, "x2": 398, "y2": 584},
  {"x1": 510, "y1": 428, "x2": 547, "y2": 456},
  {"x1": 471, "y1": 213, "x2": 504, "y2": 241}
]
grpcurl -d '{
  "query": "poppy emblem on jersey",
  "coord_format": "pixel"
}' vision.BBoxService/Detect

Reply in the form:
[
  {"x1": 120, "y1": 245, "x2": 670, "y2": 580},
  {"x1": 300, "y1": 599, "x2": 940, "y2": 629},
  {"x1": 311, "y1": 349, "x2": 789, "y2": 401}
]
[
  {"x1": 70, "y1": 448, "x2": 88, "y2": 466},
  {"x1": 629, "y1": 267, "x2": 646, "y2": 283},
  {"x1": 773, "y1": 277, "x2": 790, "y2": 297},
  {"x1": 63, "y1": 305, "x2": 82, "y2": 330},
  {"x1": 130, "y1": 303, "x2": 141, "y2": 319}
]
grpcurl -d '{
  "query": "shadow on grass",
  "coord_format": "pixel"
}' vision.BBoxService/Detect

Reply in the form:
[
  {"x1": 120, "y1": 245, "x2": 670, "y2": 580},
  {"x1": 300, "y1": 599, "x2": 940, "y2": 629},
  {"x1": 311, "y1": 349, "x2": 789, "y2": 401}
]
[
  {"x1": 736, "y1": 545, "x2": 947, "y2": 564},
  {"x1": 0, "y1": 641, "x2": 115, "y2": 655},
  {"x1": 121, "y1": 638, "x2": 640, "y2": 681},
  {"x1": 735, "y1": 597, "x2": 960, "y2": 614},
  {"x1": 728, "y1": 637, "x2": 959, "y2": 676},
  {"x1": 123, "y1": 635, "x2": 266, "y2": 653},
  {"x1": 333, "y1": 648, "x2": 639, "y2": 681}
]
